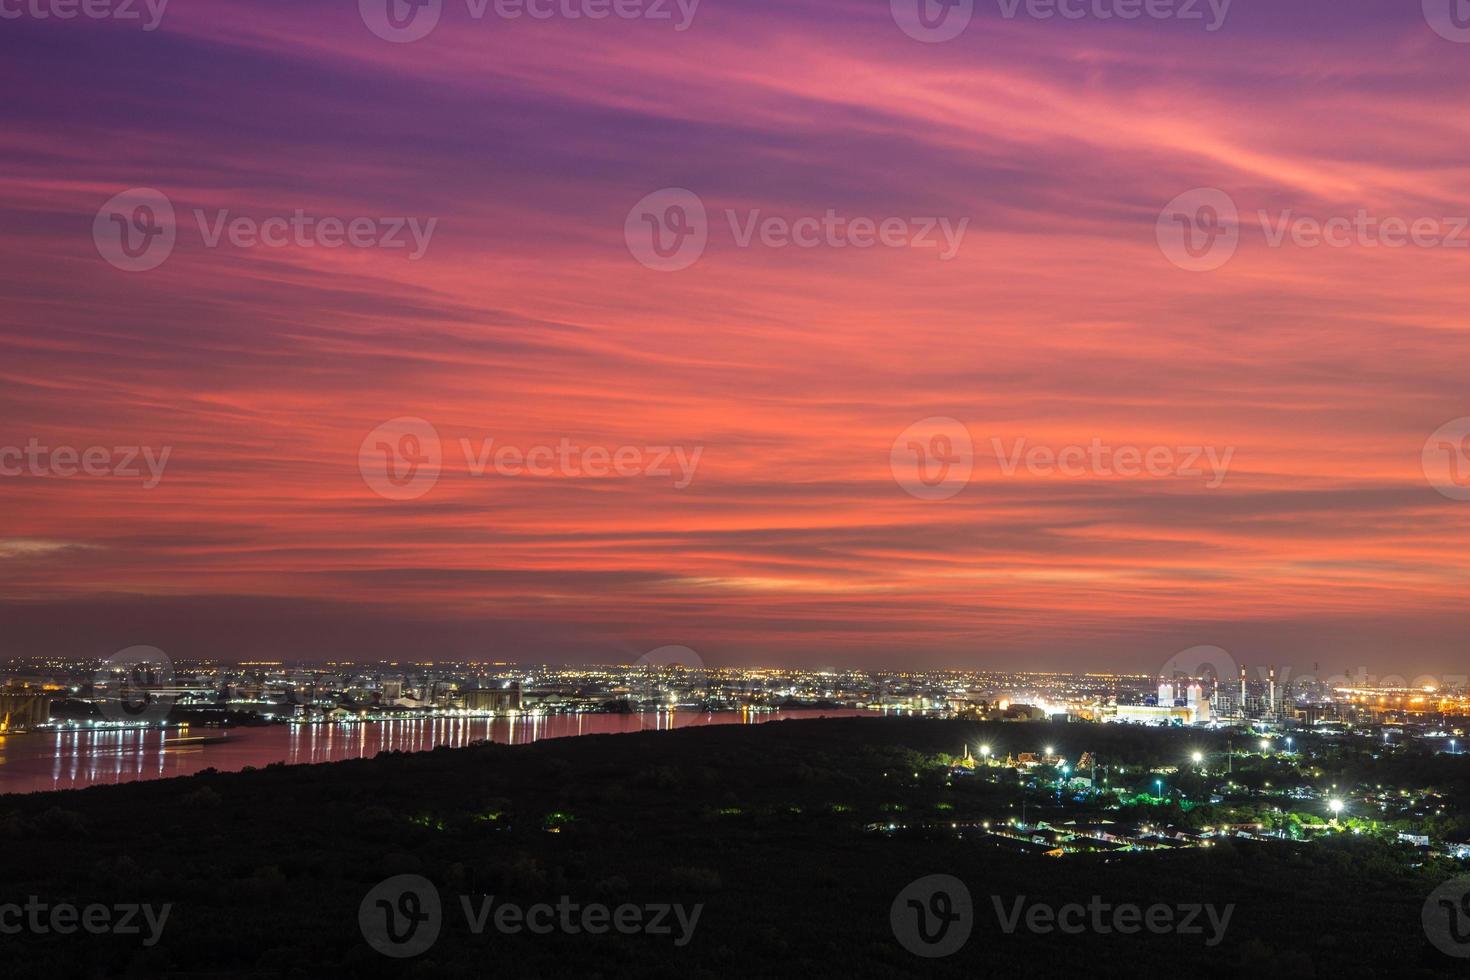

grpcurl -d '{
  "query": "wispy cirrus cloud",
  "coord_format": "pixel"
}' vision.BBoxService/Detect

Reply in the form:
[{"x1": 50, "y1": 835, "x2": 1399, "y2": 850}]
[{"x1": 1, "y1": 1, "x2": 1468, "y2": 669}]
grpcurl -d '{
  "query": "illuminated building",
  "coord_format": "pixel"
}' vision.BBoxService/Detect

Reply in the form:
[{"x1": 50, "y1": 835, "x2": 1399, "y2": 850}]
[
  {"x1": 460, "y1": 683, "x2": 523, "y2": 713},
  {"x1": 0, "y1": 689, "x2": 51, "y2": 731},
  {"x1": 1106, "y1": 701, "x2": 1210, "y2": 726}
]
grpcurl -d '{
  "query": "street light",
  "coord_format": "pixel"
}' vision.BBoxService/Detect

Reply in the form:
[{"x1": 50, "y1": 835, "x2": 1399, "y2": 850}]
[
  {"x1": 1259, "y1": 739, "x2": 1269, "y2": 752},
  {"x1": 1045, "y1": 745, "x2": 1054, "y2": 757},
  {"x1": 1191, "y1": 751, "x2": 1203, "y2": 765},
  {"x1": 980, "y1": 744, "x2": 991, "y2": 761},
  {"x1": 1329, "y1": 799, "x2": 1343, "y2": 826}
]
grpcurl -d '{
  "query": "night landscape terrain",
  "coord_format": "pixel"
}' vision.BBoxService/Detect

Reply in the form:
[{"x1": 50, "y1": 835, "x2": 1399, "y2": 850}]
[{"x1": 2, "y1": 717, "x2": 1462, "y2": 978}]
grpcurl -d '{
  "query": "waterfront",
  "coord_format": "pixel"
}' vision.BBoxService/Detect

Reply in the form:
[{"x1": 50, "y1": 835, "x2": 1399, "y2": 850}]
[{"x1": 0, "y1": 708, "x2": 875, "y2": 795}]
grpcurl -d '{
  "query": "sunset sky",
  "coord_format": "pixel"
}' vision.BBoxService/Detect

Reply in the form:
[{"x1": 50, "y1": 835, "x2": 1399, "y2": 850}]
[{"x1": 3, "y1": 1, "x2": 1469, "y2": 672}]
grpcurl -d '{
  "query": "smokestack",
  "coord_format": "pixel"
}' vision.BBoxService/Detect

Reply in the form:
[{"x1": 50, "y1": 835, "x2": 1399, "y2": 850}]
[{"x1": 1240, "y1": 667, "x2": 1247, "y2": 708}]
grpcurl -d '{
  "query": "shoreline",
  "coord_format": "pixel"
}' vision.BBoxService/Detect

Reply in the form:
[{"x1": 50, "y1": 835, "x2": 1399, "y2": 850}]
[{"x1": 0, "y1": 707, "x2": 892, "y2": 796}]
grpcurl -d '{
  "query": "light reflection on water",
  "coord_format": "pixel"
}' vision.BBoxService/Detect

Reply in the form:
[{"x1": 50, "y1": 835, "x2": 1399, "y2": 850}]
[{"x1": 0, "y1": 708, "x2": 877, "y2": 795}]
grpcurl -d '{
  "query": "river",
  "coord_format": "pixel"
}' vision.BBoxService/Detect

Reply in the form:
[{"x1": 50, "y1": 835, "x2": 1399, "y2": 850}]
[{"x1": 0, "y1": 707, "x2": 878, "y2": 795}]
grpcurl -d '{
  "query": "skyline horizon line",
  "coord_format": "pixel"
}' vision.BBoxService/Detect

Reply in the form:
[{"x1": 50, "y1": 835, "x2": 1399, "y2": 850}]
[{"x1": 12, "y1": 652, "x2": 1465, "y2": 687}]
